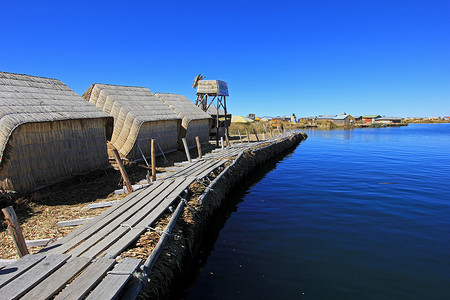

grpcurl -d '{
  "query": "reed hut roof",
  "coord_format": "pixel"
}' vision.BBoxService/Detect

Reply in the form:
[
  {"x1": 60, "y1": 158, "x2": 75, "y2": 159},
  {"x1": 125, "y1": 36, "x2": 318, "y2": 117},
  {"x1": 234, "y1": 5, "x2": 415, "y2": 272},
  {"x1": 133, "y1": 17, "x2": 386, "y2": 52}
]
[
  {"x1": 155, "y1": 93, "x2": 211, "y2": 126},
  {"x1": 0, "y1": 71, "x2": 112, "y2": 167},
  {"x1": 83, "y1": 84, "x2": 181, "y2": 156}
]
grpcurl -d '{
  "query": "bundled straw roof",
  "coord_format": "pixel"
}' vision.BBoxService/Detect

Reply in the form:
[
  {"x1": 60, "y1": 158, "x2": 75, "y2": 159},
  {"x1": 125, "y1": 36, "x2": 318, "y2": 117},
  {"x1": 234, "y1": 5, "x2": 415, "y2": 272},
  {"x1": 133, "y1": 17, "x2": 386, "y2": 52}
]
[
  {"x1": 83, "y1": 84, "x2": 181, "y2": 156},
  {"x1": 155, "y1": 93, "x2": 211, "y2": 127},
  {"x1": 0, "y1": 72, "x2": 112, "y2": 167}
]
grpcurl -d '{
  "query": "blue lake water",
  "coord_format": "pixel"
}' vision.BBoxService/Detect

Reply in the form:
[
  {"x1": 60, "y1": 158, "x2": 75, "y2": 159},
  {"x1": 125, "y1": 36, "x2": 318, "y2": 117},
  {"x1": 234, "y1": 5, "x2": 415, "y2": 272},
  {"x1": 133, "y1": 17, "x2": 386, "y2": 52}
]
[{"x1": 183, "y1": 124, "x2": 450, "y2": 300}]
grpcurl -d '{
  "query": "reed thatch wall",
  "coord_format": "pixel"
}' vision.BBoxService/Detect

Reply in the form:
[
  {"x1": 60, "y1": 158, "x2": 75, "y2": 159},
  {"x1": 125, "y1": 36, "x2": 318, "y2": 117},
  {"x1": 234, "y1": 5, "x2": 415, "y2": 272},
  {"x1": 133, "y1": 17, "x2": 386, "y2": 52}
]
[
  {"x1": 155, "y1": 93, "x2": 211, "y2": 147},
  {"x1": 127, "y1": 120, "x2": 179, "y2": 160},
  {"x1": 0, "y1": 71, "x2": 113, "y2": 193},
  {"x1": 83, "y1": 84, "x2": 181, "y2": 158},
  {"x1": 0, "y1": 119, "x2": 109, "y2": 192}
]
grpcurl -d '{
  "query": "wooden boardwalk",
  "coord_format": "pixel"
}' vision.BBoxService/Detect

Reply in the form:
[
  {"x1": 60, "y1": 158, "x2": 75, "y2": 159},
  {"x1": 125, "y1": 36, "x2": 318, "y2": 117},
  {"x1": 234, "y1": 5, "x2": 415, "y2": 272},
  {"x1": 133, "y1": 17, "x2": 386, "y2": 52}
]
[{"x1": 0, "y1": 134, "x2": 293, "y2": 300}]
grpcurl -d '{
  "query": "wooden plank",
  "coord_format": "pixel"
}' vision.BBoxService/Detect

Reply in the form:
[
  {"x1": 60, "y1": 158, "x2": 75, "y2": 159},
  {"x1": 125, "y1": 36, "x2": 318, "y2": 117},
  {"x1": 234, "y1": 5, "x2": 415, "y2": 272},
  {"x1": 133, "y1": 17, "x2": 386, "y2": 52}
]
[
  {"x1": 57, "y1": 218, "x2": 92, "y2": 227},
  {"x1": 0, "y1": 254, "x2": 70, "y2": 300},
  {"x1": 66, "y1": 179, "x2": 178, "y2": 258},
  {"x1": 85, "y1": 258, "x2": 141, "y2": 300},
  {"x1": 26, "y1": 238, "x2": 60, "y2": 247},
  {"x1": 176, "y1": 159, "x2": 218, "y2": 177},
  {"x1": 0, "y1": 255, "x2": 45, "y2": 289},
  {"x1": 0, "y1": 259, "x2": 16, "y2": 270},
  {"x1": 168, "y1": 160, "x2": 211, "y2": 179},
  {"x1": 41, "y1": 187, "x2": 149, "y2": 251},
  {"x1": 87, "y1": 201, "x2": 120, "y2": 209},
  {"x1": 42, "y1": 181, "x2": 165, "y2": 255},
  {"x1": 54, "y1": 257, "x2": 115, "y2": 300},
  {"x1": 103, "y1": 177, "x2": 195, "y2": 258},
  {"x1": 21, "y1": 256, "x2": 91, "y2": 300},
  {"x1": 195, "y1": 160, "x2": 226, "y2": 179},
  {"x1": 81, "y1": 177, "x2": 190, "y2": 259}
]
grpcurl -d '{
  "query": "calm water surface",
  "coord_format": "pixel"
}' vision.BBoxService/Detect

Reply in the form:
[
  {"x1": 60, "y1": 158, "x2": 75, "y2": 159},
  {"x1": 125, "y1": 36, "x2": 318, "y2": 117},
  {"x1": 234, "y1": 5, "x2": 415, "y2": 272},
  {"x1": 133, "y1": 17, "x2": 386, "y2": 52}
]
[{"x1": 184, "y1": 124, "x2": 450, "y2": 300}]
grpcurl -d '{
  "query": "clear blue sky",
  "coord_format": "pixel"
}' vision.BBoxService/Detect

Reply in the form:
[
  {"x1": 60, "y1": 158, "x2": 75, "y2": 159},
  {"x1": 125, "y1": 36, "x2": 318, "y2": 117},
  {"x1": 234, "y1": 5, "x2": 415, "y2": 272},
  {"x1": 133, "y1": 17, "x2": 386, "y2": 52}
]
[{"x1": 1, "y1": 0, "x2": 449, "y2": 117}]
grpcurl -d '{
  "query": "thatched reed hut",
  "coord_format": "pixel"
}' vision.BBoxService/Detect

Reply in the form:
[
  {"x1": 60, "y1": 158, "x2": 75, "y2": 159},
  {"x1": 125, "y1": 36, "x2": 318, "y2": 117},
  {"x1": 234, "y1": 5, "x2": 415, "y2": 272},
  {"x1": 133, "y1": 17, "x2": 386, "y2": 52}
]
[
  {"x1": 155, "y1": 93, "x2": 211, "y2": 147},
  {"x1": 0, "y1": 72, "x2": 113, "y2": 193},
  {"x1": 83, "y1": 84, "x2": 181, "y2": 160}
]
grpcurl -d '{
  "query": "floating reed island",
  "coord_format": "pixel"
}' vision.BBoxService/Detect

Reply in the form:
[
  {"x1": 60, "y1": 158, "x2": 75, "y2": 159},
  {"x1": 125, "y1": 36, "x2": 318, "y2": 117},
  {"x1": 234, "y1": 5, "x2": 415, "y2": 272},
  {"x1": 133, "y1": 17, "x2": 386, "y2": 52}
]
[{"x1": 0, "y1": 70, "x2": 307, "y2": 299}]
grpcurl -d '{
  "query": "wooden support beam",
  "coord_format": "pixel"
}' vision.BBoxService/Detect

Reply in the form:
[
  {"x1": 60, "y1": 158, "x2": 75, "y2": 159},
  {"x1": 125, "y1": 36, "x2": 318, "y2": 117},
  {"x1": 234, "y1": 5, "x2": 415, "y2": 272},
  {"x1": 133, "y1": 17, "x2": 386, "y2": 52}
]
[
  {"x1": 2, "y1": 206, "x2": 29, "y2": 257},
  {"x1": 182, "y1": 138, "x2": 192, "y2": 163},
  {"x1": 151, "y1": 139, "x2": 157, "y2": 182},
  {"x1": 111, "y1": 148, "x2": 133, "y2": 193},
  {"x1": 238, "y1": 130, "x2": 243, "y2": 143},
  {"x1": 195, "y1": 136, "x2": 202, "y2": 159},
  {"x1": 220, "y1": 137, "x2": 224, "y2": 150}
]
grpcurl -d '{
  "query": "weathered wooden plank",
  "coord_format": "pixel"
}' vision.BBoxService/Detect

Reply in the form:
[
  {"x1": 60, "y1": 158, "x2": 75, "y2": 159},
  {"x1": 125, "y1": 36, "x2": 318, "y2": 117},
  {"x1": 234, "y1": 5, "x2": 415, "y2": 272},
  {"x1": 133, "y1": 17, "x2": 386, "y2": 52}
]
[
  {"x1": 81, "y1": 177, "x2": 191, "y2": 259},
  {"x1": 21, "y1": 256, "x2": 90, "y2": 300},
  {"x1": 168, "y1": 161, "x2": 210, "y2": 178},
  {"x1": 0, "y1": 254, "x2": 70, "y2": 300},
  {"x1": 67, "y1": 179, "x2": 178, "y2": 258},
  {"x1": 57, "y1": 218, "x2": 92, "y2": 227},
  {"x1": 85, "y1": 258, "x2": 141, "y2": 300},
  {"x1": 26, "y1": 238, "x2": 60, "y2": 247},
  {"x1": 103, "y1": 177, "x2": 196, "y2": 258},
  {"x1": 41, "y1": 187, "x2": 149, "y2": 251},
  {"x1": 167, "y1": 160, "x2": 216, "y2": 179},
  {"x1": 195, "y1": 160, "x2": 226, "y2": 179},
  {"x1": 54, "y1": 257, "x2": 115, "y2": 300},
  {"x1": 0, "y1": 254, "x2": 45, "y2": 289},
  {"x1": 42, "y1": 181, "x2": 165, "y2": 255},
  {"x1": 87, "y1": 201, "x2": 120, "y2": 209},
  {"x1": 0, "y1": 259, "x2": 16, "y2": 270}
]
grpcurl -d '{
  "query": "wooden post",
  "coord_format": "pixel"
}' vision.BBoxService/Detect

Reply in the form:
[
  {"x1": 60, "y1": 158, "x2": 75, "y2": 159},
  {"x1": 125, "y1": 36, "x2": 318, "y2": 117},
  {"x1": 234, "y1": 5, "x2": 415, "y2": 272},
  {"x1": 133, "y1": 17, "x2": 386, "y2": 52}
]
[
  {"x1": 151, "y1": 139, "x2": 156, "y2": 182},
  {"x1": 246, "y1": 128, "x2": 251, "y2": 143},
  {"x1": 112, "y1": 148, "x2": 133, "y2": 193},
  {"x1": 253, "y1": 129, "x2": 260, "y2": 141},
  {"x1": 220, "y1": 137, "x2": 224, "y2": 150},
  {"x1": 263, "y1": 132, "x2": 266, "y2": 140},
  {"x1": 238, "y1": 130, "x2": 243, "y2": 143},
  {"x1": 2, "y1": 206, "x2": 29, "y2": 257},
  {"x1": 225, "y1": 127, "x2": 231, "y2": 147},
  {"x1": 195, "y1": 136, "x2": 202, "y2": 159},
  {"x1": 182, "y1": 138, "x2": 192, "y2": 163}
]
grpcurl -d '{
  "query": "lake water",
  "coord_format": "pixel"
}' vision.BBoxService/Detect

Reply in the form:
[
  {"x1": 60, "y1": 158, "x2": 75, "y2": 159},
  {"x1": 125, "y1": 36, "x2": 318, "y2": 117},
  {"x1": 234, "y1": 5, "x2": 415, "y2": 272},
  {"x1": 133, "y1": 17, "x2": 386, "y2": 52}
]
[{"x1": 182, "y1": 124, "x2": 450, "y2": 300}]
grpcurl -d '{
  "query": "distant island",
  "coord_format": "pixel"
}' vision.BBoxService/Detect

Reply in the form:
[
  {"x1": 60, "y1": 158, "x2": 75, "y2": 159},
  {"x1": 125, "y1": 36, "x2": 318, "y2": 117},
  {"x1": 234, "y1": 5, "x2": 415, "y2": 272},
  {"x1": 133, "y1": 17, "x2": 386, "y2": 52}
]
[{"x1": 228, "y1": 114, "x2": 450, "y2": 135}]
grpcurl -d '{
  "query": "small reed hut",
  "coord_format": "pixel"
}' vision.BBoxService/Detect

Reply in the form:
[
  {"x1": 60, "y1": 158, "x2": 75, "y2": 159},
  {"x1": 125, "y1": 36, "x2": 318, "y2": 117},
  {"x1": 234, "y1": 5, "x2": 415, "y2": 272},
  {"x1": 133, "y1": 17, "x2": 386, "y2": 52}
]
[
  {"x1": 83, "y1": 84, "x2": 181, "y2": 160},
  {"x1": 155, "y1": 93, "x2": 212, "y2": 148},
  {"x1": 0, "y1": 72, "x2": 113, "y2": 193}
]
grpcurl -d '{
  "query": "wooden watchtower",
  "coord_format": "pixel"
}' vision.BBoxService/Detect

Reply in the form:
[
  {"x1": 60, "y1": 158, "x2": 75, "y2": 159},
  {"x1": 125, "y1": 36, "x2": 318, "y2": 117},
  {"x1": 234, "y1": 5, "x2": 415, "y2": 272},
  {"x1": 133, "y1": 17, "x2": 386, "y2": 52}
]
[{"x1": 194, "y1": 78, "x2": 230, "y2": 146}]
